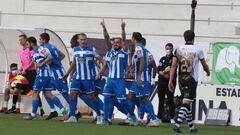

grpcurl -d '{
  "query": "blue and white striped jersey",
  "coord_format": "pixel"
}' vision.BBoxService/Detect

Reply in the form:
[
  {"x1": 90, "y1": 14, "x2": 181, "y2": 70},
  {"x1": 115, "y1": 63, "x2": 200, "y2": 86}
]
[
  {"x1": 105, "y1": 48, "x2": 128, "y2": 79},
  {"x1": 73, "y1": 44, "x2": 98, "y2": 80},
  {"x1": 44, "y1": 43, "x2": 66, "y2": 79},
  {"x1": 44, "y1": 43, "x2": 62, "y2": 68},
  {"x1": 33, "y1": 46, "x2": 52, "y2": 77},
  {"x1": 133, "y1": 43, "x2": 150, "y2": 82}
]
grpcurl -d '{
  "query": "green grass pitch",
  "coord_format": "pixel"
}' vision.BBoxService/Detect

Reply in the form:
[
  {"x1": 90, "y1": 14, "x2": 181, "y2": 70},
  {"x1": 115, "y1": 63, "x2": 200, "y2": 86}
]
[{"x1": 0, "y1": 113, "x2": 239, "y2": 135}]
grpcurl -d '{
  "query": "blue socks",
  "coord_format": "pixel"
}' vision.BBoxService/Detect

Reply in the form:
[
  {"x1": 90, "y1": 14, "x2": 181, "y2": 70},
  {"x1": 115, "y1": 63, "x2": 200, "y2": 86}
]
[
  {"x1": 92, "y1": 98, "x2": 101, "y2": 116},
  {"x1": 95, "y1": 96, "x2": 103, "y2": 112},
  {"x1": 114, "y1": 99, "x2": 128, "y2": 115},
  {"x1": 103, "y1": 96, "x2": 111, "y2": 120},
  {"x1": 108, "y1": 98, "x2": 114, "y2": 119},
  {"x1": 45, "y1": 95, "x2": 55, "y2": 110},
  {"x1": 32, "y1": 99, "x2": 39, "y2": 116},
  {"x1": 127, "y1": 100, "x2": 135, "y2": 113},
  {"x1": 144, "y1": 101, "x2": 157, "y2": 120},
  {"x1": 70, "y1": 96, "x2": 77, "y2": 117},
  {"x1": 52, "y1": 96, "x2": 64, "y2": 110},
  {"x1": 61, "y1": 92, "x2": 70, "y2": 105},
  {"x1": 80, "y1": 95, "x2": 95, "y2": 110}
]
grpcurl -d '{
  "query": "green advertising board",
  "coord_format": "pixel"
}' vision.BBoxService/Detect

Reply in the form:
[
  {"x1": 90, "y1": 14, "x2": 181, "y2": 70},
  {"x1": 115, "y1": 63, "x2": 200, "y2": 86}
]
[{"x1": 212, "y1": 42, "x2": 240, "y2": 84}]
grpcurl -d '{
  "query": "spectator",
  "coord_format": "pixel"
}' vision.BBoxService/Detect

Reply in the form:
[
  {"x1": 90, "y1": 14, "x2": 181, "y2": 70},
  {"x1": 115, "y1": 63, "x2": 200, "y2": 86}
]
[
  {"x1": 0, "y1": 63, "x2": 26, "y2": 113},
  {"x1": 157, "y1": 43, "x2": 176, "y2": 124}
]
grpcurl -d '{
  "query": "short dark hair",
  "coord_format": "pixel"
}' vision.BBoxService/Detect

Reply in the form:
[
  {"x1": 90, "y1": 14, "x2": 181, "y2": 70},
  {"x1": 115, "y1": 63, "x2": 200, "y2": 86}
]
[
  {"x1": 40, "y1": 33, "x2": 50, "y2": 43},
  {"x1": 165, "y1": 43, "x2": 173, "y2": 48},
  {"x1": 70, "y1": 34, "x2": 79, "y2": 48},
  {"x1": 184, "y1": 30, "x2": 195, "y2": 42},
  {"x1": 79, "y1": 32, "x2": 87, "y2": 38},
  {"x1": 26, "y1": 37, "x2": 37, "y2": 45},
  {"x1": 141, "y1": 37, "x2": 146, "y2": 46},
  {"x1": 10, "y1": 63, "x2": 18, "y2": 68},
  {"x1": 132, "y1": 32, "x2": 142, "y2": 42},
  {"x1": 19, "y1": 34, "x2": 27, "y2": 39}
]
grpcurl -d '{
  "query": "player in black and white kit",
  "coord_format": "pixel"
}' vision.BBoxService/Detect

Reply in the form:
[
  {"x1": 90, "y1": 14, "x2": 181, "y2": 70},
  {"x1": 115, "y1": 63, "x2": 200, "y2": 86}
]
[{"x1": 168, "y1": 30, "x2": 210, "y2": 133}]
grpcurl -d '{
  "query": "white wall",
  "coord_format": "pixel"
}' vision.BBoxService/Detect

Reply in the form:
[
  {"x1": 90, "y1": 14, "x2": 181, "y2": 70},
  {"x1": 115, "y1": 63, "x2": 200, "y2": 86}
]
[{"x1": 1, "y1": 0, "x2": 240, "y2": 47}]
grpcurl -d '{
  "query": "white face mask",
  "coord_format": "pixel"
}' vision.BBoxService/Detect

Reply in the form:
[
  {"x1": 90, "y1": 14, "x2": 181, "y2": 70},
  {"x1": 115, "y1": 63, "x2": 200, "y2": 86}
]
[{"x1": 166, "y1": 50, "x2": 172, "y2": 56}]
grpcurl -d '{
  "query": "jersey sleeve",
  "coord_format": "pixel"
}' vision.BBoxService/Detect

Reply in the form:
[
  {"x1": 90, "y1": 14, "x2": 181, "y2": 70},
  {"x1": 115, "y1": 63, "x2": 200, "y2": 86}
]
[
  {"x1": 92, "y1": 47, "x2": 99, "y2": 58},
  {"x1": 197, "y1": 48, "x2": 204, "y2": 60},
  {"x1": 41, "y1": 47, "x2": 51, "y2": 58},
  {"x1": 135, "y1": 46, "x2": 144, "y2": 58},
  {"x1": 158, "y1": 57, "x2": 165, "y2": 72},
  {"x1": 173, "y1": 48, "x2": 178, "y2": 57}
]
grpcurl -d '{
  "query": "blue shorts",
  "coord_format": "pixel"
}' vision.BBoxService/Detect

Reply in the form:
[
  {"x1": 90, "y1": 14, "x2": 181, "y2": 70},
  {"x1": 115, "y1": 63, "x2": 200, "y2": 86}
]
[
  {"x1": 33, "y1": 77, "x2": 54, "y2": 92},
  {"x1": 70, "y1": 78, "x2": 95, "y2": 95},
  {"x1": 52, "y1": 79, "x2": 68, "y2": 94},
  {"x1": 129, "y1": 81, "x2": 137, "y2": 94},
  {"x1": 130, "y1": 81, "x2": 150, "y2": 97},
  {"x1": 103, "y1": 78, "x2": 127, "y2": 100}
]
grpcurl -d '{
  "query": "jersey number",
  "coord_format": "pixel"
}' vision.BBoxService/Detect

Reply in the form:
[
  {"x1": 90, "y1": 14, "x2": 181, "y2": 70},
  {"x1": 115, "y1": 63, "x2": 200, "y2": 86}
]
[{"x1": 180, "y1": 59, "x2": 193, "y2": 73}]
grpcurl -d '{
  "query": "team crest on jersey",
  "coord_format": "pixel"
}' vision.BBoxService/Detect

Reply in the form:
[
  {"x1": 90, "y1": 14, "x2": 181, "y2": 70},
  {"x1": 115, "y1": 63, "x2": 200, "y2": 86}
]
[
  {"x1": 78, "y1": 57, "x2": 86, "y2": 63},
  {"x1": 111, "y1": 55, "x2": 118, "y2": 61},
  {"x1": 40, "y1": 49, "x2": 46, "y2": 55},
  {"x1": 136, "y1": 50, "x2": 142, "y2": 55}
]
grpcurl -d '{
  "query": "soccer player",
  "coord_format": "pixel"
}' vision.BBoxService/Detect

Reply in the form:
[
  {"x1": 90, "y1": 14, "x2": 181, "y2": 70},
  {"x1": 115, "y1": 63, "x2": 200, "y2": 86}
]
[
  {"x1": 168, "y1": 30, "x2": 210, "y2": 133},
  {"x1": 139, "y1": 37, "x2": 157, "y2": 124},
  {"x1": 63, "y1": 33, "x2": 104, "y2": 124},
  {"x1": 96, "y1": 22, "x2": 138, "y2": 125},
  {"x1": 140, "y1": 37, "x2": 157, "y2": 87},
  {"x1": 100, "y1": 19, "x2": 131, "y2": 121},
  {"x1": 23, "y1": 37, "x2": 66, "y2": 120},
  {"x1": 69, "y1": 34, "x2": 103, "y2": 121},
  {"x1": 38, "y1": 33, "x2": 70, "y2": 120},
  {"x1": 131, "y1": 32, "x2": 160, "y2": 127}
]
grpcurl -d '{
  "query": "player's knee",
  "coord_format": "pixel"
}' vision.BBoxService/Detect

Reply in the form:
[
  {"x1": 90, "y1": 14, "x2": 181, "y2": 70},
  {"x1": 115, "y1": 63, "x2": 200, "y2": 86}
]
[
  {"x1": 88, "y1": 94, "x2": 95, "y2": 101},
  {"x1": 118, "y1": 99, "x2": 127, "y2": 104},
  {"x1": 182, "y1": 99, "x2": 192, "y2": 105},
  {"x1": 32, "y1": 91, "x2": 39, "y2": 99},
  {"x1": 141, "y1": 96, "x2": 149, "y2": 103},
  {"x1": 128, "y1": 93, "x2": 135, "y2": 100},
  {"x1": 69, "y1": 92, "x2": 77, "y2": 100}
]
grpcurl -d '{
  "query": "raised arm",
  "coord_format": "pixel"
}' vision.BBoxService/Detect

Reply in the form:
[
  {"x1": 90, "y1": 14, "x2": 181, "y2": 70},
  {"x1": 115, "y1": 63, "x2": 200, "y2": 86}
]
[
  {"x1": 100, "y1": 19, "x2": 112, "y2": 50},
  {"x1": 121, "y1": 19, "x2": 127, "y2": 50}
]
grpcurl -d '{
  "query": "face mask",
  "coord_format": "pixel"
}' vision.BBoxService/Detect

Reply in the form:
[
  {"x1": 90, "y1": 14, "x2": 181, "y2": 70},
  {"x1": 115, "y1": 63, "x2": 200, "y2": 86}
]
[{"x1": 166, "y1": 50, "x2": 172, "y2": 56}]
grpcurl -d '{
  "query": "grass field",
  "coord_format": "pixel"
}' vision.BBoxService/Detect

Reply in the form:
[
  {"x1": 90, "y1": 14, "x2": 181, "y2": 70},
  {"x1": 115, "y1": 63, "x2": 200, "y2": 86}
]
[{"x1": 0, "y1": 113, "x2": 239, "y2": 135}]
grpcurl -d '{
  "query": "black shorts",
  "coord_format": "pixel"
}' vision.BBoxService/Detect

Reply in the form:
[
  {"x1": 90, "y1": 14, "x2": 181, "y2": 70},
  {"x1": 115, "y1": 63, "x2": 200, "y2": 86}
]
[
  {"x1": 179, "y1": 76, "x2": 197, "y2": 101},
  {"x1": 23, "y1": 70, "x2": 37, "y2": 92},
  {"x1": 12, "y1": 83, "x2": 29, "y2": 94}
]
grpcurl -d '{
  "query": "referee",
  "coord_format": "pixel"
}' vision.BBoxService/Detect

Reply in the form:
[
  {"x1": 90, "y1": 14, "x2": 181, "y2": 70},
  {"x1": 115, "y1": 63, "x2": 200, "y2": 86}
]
[{"x1": 157, "y1": 43, "x2": 176, "y2": 124}]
